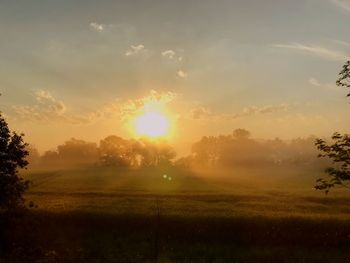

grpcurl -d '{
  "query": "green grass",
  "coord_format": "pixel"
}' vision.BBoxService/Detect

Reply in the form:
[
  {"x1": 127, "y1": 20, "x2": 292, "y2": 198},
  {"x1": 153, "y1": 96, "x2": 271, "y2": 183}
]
[
  {"x1": 2, "y1": 165, "x2": 348, "y2": 262},
  {"x1": 23, "y1": 166, "x2": 350, "y2": 219}
]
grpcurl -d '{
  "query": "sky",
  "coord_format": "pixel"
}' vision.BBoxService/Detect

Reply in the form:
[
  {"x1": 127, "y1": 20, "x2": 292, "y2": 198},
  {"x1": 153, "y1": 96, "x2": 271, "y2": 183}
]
[{"x1": 1, "y1": 0, "x2": 350, "y2": 155}]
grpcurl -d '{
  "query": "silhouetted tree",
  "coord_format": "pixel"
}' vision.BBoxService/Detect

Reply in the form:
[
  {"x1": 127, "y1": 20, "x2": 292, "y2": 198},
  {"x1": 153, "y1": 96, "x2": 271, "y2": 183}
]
[
  {"x1": 192, "y1": 136, "x2": 219, "y2": 167},
  {"x1": 41, "y1": 150, "x2": 59, "y2": 166},
  {"x1": 315, "y1": 61, "x2": 350, "y2": 193},
  {"x1": 154, "y1": 143, "x2": 176, "y2": 166},
  {"x1": 189, "y1": 129, "x2": 320, "y2": 169},
  {"x1": 99, "y1": 136, "x2": 133, "y2": 167},
  {"x1": 315, "y1": 133, "x2": 350, "y2": 194},
  {"x1": 39, "y1": 139, "x2": 99, "y2": 167},
  {"x1": 336, "y1": 60, "x2": 350, "y2": 97},
  {"x1": 57, "y1": 138, "x2": 99, "y2": 166},
  {"x1": 220, "y1": 132, "x2": 270, "y2": 166},
  {"x1": 0, "y1": 113, "x2": 29, "y2": 209},
  {"x1": 233, "y1": 128, "x2": 251, "y2": 140},
  {"x1": 135, "y1": 139, "x2": 176, "y2": 167}
]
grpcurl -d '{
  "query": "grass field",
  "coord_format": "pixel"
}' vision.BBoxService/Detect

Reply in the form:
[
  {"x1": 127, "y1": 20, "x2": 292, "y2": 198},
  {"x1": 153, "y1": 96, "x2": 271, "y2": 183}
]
[
  {"x1": 24, "y1": 166, "x2": 350, "y2": 219},
  {"x1": 1, "y1": 166, "x2": 350, "y2": 262}
]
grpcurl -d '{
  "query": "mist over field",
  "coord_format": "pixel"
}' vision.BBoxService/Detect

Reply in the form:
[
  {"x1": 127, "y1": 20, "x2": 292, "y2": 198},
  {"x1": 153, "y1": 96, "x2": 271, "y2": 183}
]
[
  {"x1": 15, "y1": 133, "x2": 350, "y2": 262},
  {"x1": 20, "y1": 129, "x2": 347, "y2": 219},
  {"x1": 1, "y1": 0, "x2": 350, "y2": 262}
]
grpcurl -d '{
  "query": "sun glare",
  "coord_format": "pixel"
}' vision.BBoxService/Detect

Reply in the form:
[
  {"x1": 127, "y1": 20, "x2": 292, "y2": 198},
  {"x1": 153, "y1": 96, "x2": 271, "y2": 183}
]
[
  {"x1": 129, "y1": 91, "x2": 176, "y2": 139},
  {"x1": 134, "y1": 111, "x2": 170, "y2": 138}
]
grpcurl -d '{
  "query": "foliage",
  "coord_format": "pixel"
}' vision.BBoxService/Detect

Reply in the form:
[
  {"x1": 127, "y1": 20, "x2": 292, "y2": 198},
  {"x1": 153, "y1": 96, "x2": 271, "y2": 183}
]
[
  {"x1": 233, "y1": 128, "x2": 251, "y2": 139},
  {"x1": 314, "y1": 61, "x2": 350, "y2": 193},
  {"x1": 38, "y1": 135, "x2": 176, "y2": 168},
  {"x1": 190, "y1": 129, "x2": 318, "y2": 168},
  {"x1": 99, "y1": 136, "x2": 176, "y2": 167},
  {"x1": 315, "y1": 133, "x2": 350, "y2": 194},
  {"x1": 31, "y1": 129, "x2": 321, "y2": 170},
  {"x1": 336, "y1": 60, "x2": 350, "y2": 97},
  {"x1": 0, "y1": 113, "x2": 29, "y2": 209}
]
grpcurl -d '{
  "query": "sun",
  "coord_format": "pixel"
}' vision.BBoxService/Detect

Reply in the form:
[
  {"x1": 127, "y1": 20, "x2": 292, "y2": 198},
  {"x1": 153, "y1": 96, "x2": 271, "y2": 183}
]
[
  {"x1": 134, "y1": 111, "x2": 170, "y2": 138},
  {"x1": 128, "y1": 91, "x2": 176, "y2": 139}
]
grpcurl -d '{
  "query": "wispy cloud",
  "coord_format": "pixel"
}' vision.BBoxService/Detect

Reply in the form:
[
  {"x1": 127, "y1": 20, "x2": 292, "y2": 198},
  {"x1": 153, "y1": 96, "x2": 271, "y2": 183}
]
[
  {"x1": 331, "y1": 0, "x2": 350, "y2": 12},
  {"x1": 125, "y1": 44, "x2": 146, "y2": 56},
  {"x1": 273, "y1": 43, "x2": 350, "y2": 61},
  {"x1": 308, "y1": 77, "x2": 342, "y2": 91},
  {"x1": 309, "y1": 78, "x2": 322, "y2": 87},
  {"x1": 89, "y1": 22, "x2": 104, "y2": 32},
  {"x1": 189, "y1": 104, "x2": 290, "y2": 121},
  {"x1": 232, "y1": 104, "x2": 289, "y2": 119}
]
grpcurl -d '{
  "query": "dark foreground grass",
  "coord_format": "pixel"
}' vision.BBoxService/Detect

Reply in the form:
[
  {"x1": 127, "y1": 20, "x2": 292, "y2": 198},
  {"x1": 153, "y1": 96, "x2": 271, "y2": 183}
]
[{"x1": 1, "y1": 210, "x2": 349, "y2": 263}]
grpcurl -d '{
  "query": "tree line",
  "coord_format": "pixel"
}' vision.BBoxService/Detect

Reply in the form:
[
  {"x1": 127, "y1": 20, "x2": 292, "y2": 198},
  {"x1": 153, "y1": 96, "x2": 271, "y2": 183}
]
[
  {"x1": 26, "y1": 129, "x2": 324, "y2": 170},
  {"x1": 28, "y1": 136, "x2": 176, "y2": 168},
  {"x1": 177, "y1": 129, "x2": 323, "y2": 169}
]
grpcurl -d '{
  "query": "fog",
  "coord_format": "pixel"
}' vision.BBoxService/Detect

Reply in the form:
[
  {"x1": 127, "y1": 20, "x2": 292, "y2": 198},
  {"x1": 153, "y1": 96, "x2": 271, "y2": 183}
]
[{"x1": 27, "y1": 129, "x2": 328, "y2": 175}]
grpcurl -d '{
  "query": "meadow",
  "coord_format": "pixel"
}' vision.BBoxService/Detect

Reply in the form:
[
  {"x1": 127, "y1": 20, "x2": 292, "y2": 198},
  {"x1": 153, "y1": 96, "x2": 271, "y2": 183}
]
[{"x1": 1, "y1": 165, "x2": 349, "y2": 262}]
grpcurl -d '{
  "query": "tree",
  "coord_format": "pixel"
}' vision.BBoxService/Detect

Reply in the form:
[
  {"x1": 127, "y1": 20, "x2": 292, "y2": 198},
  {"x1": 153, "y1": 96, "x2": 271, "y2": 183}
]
[
  {"x1": 233, "y1": 128, "x2": 251, "y2": 140},
  {"x1": 0, "y1": 113, "x2": 29, "y2": 209},
  {"x1": 315, "y1": 60, "x2": 350, "y2": 193},
  {"x1": 133, "y1": 139, "x2": 176, "y2": 167},
  {"x1": 336, "y1": 60, "x2": 350, "y2": 97},
  {"x1": 57, "y1": 138, "x2": 99, "y2": 166},
  {"x1": 41, "y1": 150, "x2": 59, "y2": 166},
  {"x1": 315, "y1": 133, "x2": 350, "y2": 194},
  {"x1": 99, "y1": 136, "x2": 133, "y2": 167},
  {"x1": 191, "y1": 136, "x2": 219, "y2": 167}
]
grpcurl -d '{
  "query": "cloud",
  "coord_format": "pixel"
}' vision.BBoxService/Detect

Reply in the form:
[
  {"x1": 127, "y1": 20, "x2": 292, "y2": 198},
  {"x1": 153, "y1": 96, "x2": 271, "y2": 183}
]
[
  {"x1": 331, "y1": 0, "x2": 350, "y2": 12},
  {"x1": 35, "y1": 89, "x2": 57, "y2": 104},
  {"x1": 308, "y1": 77, "x2": 341, "y2": 91},
  {"x1": 309, "y1": 78, "x2": 321, "y2": 87},
  {"x1": 161, "y1": 50, "x2": 176, "y2": 59},
  {"x1": 10, "y1": 90, "x2": 288, "y2": 126},
  {"x1": 11, "y1": 89, "x2": 111, "y2": 124},
  {"x1": 177, "y1": 70, "x2": 188, "y2": 79},
  {"x1": 125, "y1": 44, "x2": 146, "y2": 56},
  {"x1": 237, "y1": 104, "x2": 289, "y2": 117},
  {"x1": 10, "y1": 90, "x2": 178, "y2": 125},
  {"x1": 12, "y1": 90, "x2": 67, "y2": 122},
  {"x1": 90, "y1": 22, "x2": 104, "y2": 32},
  {"x1": 118, "y1": 90, "x2": 177, "y2": 120},
  {"x1": 273, "y1": 43, "x2": 350, "y2": 61},
  {"x1": 190, "y1": 107, "x2": 212, "y2": 120},
  {"x1": 161, "y1": 50, "x2": 184, "y2": 62},
  {"x1": 189, "y1": 104, "x2": 289, "y2": 121}
]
